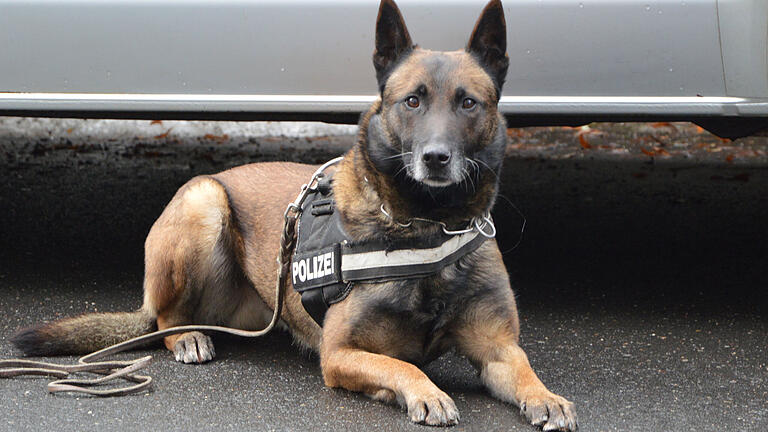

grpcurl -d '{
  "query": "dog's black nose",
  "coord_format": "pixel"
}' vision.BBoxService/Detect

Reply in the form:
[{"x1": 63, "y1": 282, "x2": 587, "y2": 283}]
[{"x1": 422, "y1": 147, "x2": 451, "y2": 169}]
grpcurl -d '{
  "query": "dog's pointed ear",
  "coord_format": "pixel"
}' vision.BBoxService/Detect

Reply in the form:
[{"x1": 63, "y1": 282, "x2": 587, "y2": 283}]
[
  {"x1": 373, "y1": 0, "x2": 413, "y2": 92},
  {"x1": 466, "y1": 0, "x2": 509, "y2": 96}
]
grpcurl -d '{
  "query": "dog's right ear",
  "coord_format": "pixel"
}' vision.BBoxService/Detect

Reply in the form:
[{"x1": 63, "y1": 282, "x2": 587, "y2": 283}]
[{"x1": 373, "y1": 0, "x2": 413, "y2": 93}]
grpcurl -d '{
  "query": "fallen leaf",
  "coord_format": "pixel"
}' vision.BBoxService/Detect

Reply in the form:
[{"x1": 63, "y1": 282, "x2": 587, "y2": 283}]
[
  {"x1": 579, "y1": 134, "x2": 592, "y2": 149},
  {"x1": 725, "y1": 154, "x2": 734, "y2": 163},
  {"x1": 641, "y1": 148, "x2": 655, "y2": 156},
  {"x1": 204, "y1": 133, "x2": 229, "y2": 143},
  {"x1": 150, "y1": 120, "x2": 163, "y2": 125},
  {"x1": 575, "y1": 125, "x2": 602, "y2": 149},
  {"x1": 154, "y1": 128, "x2": 172, "y2": 139},
  {"x1": 650, "y1": 122, "x2": 676, "y2": 129}
]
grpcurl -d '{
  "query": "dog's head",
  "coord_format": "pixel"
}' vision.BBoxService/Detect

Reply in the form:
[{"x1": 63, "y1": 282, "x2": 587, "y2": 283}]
[{"x1": 366, "y1": 0, "x2": 508, "y2": 203}]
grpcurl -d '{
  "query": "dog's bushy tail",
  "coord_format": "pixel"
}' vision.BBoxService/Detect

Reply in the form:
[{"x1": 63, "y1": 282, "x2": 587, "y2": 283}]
[{"x1": 10, "y1": 309, "x2": 157, "y2": 356}]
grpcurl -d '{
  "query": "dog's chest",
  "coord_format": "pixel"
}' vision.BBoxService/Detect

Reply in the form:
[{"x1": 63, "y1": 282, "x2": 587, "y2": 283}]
[{"x1": 346, "y1": 262, "x2": 474, "y2": 364}]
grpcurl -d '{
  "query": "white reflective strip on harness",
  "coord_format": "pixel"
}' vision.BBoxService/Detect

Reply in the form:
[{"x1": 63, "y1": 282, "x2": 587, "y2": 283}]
[{"x1": 340, "y1": 230, "x2": 481, "y2": 272}]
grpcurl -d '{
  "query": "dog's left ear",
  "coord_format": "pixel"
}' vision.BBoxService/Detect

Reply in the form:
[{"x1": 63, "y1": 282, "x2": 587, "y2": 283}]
[
  {"x1": 466, "y1": 0, "x2": 509, "y2": 96},
  {"x1": 373, "y1": 0, "x2": 414, "y2": 92}
]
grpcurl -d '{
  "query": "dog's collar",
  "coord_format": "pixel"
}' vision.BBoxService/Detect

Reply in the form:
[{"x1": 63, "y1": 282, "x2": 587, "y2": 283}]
[
  {"x1": 365, "y1": 168, "x2": 496, "y2": 238},
  {"x1": 289, "y1": 158, "x2": 495, "y2": 326},
  {"x1": 379, "y1": 204, "x2": 496, "y2": 238}
]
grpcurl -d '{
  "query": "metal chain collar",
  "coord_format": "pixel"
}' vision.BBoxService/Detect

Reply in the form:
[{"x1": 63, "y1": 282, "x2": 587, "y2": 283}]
[{"x1": 379, "y1": 204, "x2": 497, "y2": 238}]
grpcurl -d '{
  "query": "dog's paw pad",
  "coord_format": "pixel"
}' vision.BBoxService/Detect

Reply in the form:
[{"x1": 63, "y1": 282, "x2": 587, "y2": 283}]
[
  {"x1": 520, "y1": 394, "x2": 577, "y2": 431},
  {"x1": 406, "y1": 389, "x2": 460, "y2": 426},
  {"x1": 173, "y1": 331, "x2": 215, "y2": 364}
]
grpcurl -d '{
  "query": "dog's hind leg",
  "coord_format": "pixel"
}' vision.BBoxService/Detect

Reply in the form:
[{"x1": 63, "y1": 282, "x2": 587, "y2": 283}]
[
  {"x1": 157, "y1": 319, "x2": 216, "y2": 364},
  {"x1": 143, "y1": 176, "x2": 249, "y2": 364}
]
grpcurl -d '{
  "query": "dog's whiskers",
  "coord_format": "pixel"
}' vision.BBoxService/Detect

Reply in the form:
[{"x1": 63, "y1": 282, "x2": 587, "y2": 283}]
[
  {"x1": 470, "y1": 157, "x2": 500, "y2": 183},
  {"x1": 464, "y1": 157, "x2": 481, "y2": 188},
  {"x1": 461, "y1": 166, "x2": 475, "y2": 192},
  {"x1": 382, "y1": 151, "x2": 413, "y2": 161},
  {"x1": 394, "y1": 162, "x2": 412, "y2": 178}
]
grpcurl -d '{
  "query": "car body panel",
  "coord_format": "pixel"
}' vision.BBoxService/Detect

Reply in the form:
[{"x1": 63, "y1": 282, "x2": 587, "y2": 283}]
[
  {"x1": 718, "y1": 0, "x2": 768, "y2": 98},
  {"x1": 0, "y1": 0, "x2": 766, "y2": 127}
]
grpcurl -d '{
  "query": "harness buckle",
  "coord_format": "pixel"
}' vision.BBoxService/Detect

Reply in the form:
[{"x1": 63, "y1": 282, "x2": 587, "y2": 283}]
[
  {"x1": 284, "y1": 156, "x2": 344, "y2": 222},
  {"x1": 311, "y1": 198, "x2": 335, "y2": 216}
]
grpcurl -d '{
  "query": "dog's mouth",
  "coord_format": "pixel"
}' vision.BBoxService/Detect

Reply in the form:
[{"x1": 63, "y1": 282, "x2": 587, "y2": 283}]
[
  {"x1": 420, "y1": 175, "x2": 454, "y2": 187},
  {"x1": 382, "y1": 150, "x2": 477, "y2": 189},
  {"x1": 405, "y1": 155, "x2": 468, "y2": 188}
]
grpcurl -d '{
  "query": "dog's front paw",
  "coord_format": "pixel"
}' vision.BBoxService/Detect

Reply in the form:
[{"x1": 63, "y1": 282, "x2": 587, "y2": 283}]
[
  {"x1": 173, "y1": 331, "x2": 215, "y2": 364},
  {"x1": 405, "y1": 387, "x2": 460, "y2": 426},
  {"x1": 519, "y1": 392, "x2": 577, "y2": 431}
]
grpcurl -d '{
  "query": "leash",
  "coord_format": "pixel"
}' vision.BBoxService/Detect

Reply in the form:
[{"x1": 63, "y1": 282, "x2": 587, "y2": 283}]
[{"x1": 0, "y1": 157, "x2": 343, "y2": 396}]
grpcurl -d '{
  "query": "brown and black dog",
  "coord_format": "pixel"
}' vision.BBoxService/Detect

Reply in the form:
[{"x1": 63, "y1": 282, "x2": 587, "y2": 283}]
[{"x1": 12, "y1": 0, "x2": 577, "y2": 429}]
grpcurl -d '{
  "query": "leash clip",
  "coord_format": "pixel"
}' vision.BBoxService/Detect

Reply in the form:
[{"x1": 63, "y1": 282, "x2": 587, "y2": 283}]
[{"x1": 284, "y1": 156, "x2": 344, "y2": 222}]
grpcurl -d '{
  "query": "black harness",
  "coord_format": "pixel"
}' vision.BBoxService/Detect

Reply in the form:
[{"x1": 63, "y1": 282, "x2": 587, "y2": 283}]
[{"x1": 290, "y1": 172, "x2": 494, "y2": 326}]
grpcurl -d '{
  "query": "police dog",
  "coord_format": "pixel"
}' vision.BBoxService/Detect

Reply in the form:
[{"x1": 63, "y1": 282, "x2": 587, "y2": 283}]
[{"x1": 12, "y1": 0, "x2": 577, "y2": 429}]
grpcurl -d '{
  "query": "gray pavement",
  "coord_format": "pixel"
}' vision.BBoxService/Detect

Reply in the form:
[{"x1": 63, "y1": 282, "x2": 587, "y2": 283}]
[{"x1": 1, "y1": 119, "x2": 767, "y2": 431}]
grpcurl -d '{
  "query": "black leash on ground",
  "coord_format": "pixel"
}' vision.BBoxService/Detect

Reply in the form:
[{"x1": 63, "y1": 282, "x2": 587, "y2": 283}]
[{"x1": 0, "y1": 157, "x2": 343, "y2": 397}]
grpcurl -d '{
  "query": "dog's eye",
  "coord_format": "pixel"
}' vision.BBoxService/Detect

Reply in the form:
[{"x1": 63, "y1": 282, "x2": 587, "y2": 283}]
[
  {"x1": 405, "y1": 96, "x2": 420, "y2": 109},
  {"x1": 462, "y1": 98, "x2": 476, "y2": 109}
]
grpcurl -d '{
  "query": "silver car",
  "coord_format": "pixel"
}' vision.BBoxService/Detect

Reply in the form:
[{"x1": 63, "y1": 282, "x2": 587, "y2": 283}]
[{"x1": 0, "y1": 0, "x2": 766, "y2": 138}]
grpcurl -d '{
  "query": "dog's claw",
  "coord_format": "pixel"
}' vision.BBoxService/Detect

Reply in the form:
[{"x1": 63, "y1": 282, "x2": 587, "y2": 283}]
[
  {"x1": 520, "y1": 393, "x2": 577, "y2": 431},
  {"x1": 406, "y1": 388, "x2": 460, "y2": 426},
  {"x1": 173, "y1": 332, "x2": 215, "y2": 364}
]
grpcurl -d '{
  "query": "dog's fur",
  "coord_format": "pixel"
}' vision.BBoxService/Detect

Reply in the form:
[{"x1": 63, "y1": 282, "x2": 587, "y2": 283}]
[{"x1": 11, "y1": 1, "x2": 576, "y2": 429}]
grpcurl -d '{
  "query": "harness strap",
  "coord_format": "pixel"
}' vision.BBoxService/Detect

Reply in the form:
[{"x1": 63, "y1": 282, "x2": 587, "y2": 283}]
[
  {"x1": 291, "y1": 174, "x2": 494, "y2": 326},
  {"x1": 339, "y1": 226, "x2": 488, "y2": 281}
]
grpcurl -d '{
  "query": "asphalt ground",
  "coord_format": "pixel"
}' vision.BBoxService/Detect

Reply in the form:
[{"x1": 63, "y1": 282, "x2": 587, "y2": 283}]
[{"x1": 0, "y1": 119, "x2": 766, "y2": 431}]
